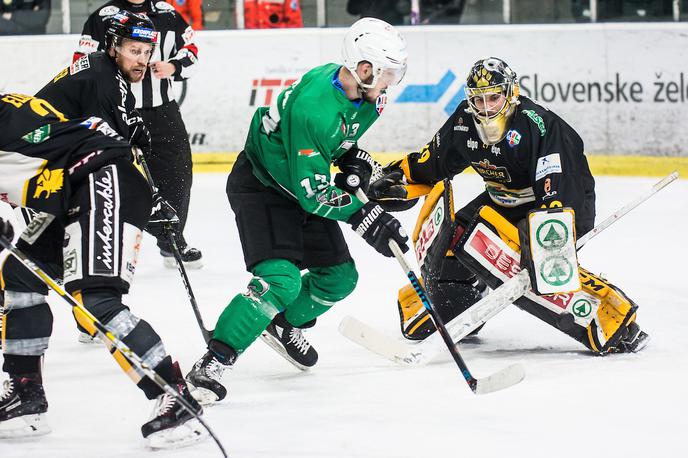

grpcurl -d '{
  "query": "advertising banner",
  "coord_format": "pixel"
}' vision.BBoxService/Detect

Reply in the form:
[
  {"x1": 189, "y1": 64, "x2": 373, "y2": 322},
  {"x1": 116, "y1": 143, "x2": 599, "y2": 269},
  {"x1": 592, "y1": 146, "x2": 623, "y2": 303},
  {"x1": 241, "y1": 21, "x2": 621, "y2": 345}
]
[{"x1": 2, "y1": 23, "x2": 687, "y2": 156}]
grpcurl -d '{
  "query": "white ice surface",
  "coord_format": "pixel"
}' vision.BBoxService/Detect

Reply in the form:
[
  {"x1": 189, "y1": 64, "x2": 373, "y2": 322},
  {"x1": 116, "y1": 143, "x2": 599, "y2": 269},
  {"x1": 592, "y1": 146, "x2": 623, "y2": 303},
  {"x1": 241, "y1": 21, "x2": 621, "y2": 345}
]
[{"x1": 1, "y1": 173, "x2": 686, "y2": 458}]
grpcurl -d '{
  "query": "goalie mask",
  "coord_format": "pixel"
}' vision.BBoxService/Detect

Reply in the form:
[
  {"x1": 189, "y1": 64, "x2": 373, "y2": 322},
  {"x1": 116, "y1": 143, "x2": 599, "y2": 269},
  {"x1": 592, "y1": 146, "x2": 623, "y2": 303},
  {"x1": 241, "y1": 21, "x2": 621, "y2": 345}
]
[
  {"x1": 465, "y1": 57, "x2": 520, "y2": 145},
  {"x1": 342, "y1": 17, "x2": 408, "y2": 91}
]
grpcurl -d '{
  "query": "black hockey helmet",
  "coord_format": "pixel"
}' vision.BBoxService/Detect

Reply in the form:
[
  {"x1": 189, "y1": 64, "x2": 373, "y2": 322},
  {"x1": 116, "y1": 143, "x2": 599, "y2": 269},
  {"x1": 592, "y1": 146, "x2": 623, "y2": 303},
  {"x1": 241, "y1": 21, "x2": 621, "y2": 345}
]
[
  {"x1": 464, "y1": 57, "x2": 520, "y2": 144},
  {"x1": 105, "y1": 10, "x2": 158, "y2": 50}
]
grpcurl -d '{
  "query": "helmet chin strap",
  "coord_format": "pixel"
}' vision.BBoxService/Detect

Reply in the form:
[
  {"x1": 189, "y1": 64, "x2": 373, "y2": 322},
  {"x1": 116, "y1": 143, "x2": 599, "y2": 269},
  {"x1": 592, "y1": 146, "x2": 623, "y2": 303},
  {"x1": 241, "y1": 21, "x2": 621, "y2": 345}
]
[{"x1": 351, "y1": 67, "x2": 377, "y2": 92}]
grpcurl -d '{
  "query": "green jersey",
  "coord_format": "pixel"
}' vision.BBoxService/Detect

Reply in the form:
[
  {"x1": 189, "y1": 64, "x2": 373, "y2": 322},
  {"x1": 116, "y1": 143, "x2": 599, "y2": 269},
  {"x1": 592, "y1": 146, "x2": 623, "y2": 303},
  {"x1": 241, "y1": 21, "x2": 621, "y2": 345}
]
[{"x1": 244, "y1": 63, "x2": 382, "y2": 222}]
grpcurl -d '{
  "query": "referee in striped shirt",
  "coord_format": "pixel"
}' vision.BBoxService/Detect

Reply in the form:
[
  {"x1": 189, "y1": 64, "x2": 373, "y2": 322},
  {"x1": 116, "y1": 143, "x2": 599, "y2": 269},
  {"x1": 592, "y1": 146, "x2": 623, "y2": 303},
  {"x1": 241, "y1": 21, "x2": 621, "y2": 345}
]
[{"x1": 75, "y1": 0, "x2": 203, "y2": 269}]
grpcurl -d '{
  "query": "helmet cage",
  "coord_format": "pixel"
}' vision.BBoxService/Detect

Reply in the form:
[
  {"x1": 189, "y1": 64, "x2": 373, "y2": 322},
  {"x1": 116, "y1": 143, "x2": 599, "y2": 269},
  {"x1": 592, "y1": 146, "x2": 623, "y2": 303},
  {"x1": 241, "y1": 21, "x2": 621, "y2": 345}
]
[{"x1": 464, "y1": 58, "x2": 520, "y2": 144}]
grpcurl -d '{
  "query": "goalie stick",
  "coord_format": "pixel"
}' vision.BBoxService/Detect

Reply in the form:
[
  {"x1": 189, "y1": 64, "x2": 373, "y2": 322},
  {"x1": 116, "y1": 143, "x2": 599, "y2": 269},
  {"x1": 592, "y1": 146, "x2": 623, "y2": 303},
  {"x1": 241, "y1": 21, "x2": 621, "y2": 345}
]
[
  {"x1": 133, "y1": 147, "x2": 213, "y2": 344},
  {"x1": 0, "y1": 235, "x2": 228, "y2": 458},
  {"x1": 342, "y1": 171, "x2": 679, "y2": 367},
  {"x1": 355, "y1": 189, "x2": 524, "y2": 394}
]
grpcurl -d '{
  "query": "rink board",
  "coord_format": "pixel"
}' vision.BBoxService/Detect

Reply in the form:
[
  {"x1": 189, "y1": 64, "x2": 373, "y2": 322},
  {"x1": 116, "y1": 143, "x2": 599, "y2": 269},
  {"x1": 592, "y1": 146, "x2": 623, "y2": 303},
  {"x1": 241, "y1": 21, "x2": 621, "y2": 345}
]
[{"x1": 1, "y1": 23, "x2": 688, "y2": 158}]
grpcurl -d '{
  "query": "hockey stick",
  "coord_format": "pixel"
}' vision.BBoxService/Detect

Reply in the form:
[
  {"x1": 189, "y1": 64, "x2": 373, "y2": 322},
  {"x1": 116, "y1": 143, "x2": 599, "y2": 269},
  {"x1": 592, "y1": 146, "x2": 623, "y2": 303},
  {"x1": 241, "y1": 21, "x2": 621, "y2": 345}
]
[
  {"x1": 355, "y1": 189, "x2": 524, "y2": 394},
  {"x1": 0, "y1": 235, "x2": 228, "y2": 457},
  {"x1": 133, "y1": 147, "x2": 213, "y2": 343},
  {"x1": 342, "y1": 171, "x2": 679, "y2": 366}
]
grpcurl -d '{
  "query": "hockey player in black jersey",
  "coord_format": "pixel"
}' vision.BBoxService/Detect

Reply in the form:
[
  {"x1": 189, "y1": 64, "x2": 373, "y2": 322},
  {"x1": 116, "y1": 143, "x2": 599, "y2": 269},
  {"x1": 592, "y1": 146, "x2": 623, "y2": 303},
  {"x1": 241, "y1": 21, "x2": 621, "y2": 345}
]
[
  {"x1": 76, "y1": 0, "x2": 202, "y2": 270},
  {"x1": 34, "y1": 11, "x2": 173, "y2": 345},
  {"x1": 36, "y1": 10, "x2": 157, "y2": 142},
  {"x1": 369, "y1": 57, "x2": 648, "y2": 355},
  {"x1": 0, "y1": 94, "x2": 205, "y2": 448}
]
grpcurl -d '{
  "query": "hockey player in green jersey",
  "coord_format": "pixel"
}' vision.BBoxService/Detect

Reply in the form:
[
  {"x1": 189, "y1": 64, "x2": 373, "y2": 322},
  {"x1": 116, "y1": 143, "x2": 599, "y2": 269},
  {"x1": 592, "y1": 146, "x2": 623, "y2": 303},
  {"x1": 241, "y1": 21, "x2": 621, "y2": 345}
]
[{"x1": 185, "y1": 17, "x2": 409, "y2": 404}]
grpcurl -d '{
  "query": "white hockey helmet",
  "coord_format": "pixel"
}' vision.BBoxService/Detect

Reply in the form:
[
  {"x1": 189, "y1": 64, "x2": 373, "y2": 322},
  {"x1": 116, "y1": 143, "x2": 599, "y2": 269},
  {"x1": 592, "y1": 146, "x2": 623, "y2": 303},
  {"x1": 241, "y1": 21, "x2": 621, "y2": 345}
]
[{"x1": 342, "y1": 18, "x2": 408, "y2": 90}]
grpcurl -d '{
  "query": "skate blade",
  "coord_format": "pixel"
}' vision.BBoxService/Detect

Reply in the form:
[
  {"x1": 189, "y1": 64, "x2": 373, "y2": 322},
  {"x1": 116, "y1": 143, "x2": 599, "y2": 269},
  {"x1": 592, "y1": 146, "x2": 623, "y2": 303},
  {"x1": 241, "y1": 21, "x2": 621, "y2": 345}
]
[
  {"x1": 77, "y1": 332, "x2": 102, "y2": 344},
  {"x1": 0, "y1": 414, "x2": 51, "y2": 438},
  {"x1": 146, "y1": 418, "x2": 208, "y2": 450},
  {"x1": 259, "y1": 332, "x2": 311, "y2": 371},
  {"x1": 163, "y1": 257, "x2": 204, "y2": 270},
  {"x1": 188, "y1": 385, "x2": 220, "y2": 407}
]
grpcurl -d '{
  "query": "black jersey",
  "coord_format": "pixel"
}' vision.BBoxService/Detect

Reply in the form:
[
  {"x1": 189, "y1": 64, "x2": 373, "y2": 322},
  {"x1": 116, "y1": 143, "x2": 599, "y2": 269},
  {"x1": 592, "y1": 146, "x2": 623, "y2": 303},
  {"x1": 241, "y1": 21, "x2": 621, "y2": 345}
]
[
  {"x1": 405, "y1": 96, "x2": 595, "y2": 218},
  {"x1": 0, "y1": 93, "x2": 131, "y2": 215},
  {"x1": 75, "y1": 0, "x2": 198, "y2": 108},
  {"x1": 35, "y1": 52, "x2": 134, "y2": 140}
]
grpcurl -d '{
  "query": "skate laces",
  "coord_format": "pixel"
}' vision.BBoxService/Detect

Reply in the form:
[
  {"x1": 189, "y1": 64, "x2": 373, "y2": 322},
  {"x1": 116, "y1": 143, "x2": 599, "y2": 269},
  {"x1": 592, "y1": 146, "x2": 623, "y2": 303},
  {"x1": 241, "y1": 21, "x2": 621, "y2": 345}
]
[
  {"x1": 151, "y1": 392, "x2": 176, "y2": 418},
  {"x1": 287, "y1": 328, "x2": 311, "y2": 355},
  {"x1": 0, "y1": 379, "x2": 14, "y2": 401},
  {"x1": 204, "y1": 357, "x2": 227, "y2": 382}
]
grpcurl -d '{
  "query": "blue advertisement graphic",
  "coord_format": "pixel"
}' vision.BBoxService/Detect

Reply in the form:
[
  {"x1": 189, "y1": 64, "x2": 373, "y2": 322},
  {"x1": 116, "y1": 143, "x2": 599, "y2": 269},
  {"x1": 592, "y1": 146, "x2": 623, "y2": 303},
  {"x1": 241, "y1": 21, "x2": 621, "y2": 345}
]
[{"x1": 395, "y1": 70, "x2": 466, "y2": 115}]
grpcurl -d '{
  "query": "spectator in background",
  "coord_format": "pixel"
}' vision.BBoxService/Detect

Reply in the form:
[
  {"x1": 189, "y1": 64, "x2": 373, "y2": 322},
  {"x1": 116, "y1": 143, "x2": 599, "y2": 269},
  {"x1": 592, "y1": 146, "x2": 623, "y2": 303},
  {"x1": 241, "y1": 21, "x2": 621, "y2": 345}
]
[
  {"x1": 346, "y1": 0, "x2": 411, "y2": 25},
  {"x1": 167, "y1": 0, "x2": 204, "y2": 30},
  {"x1": 244, "y1": 0, "x2": 303, "y2": 28},
  {"x1": 0, "y1": 0, "x2": 50, "y2": 35}
]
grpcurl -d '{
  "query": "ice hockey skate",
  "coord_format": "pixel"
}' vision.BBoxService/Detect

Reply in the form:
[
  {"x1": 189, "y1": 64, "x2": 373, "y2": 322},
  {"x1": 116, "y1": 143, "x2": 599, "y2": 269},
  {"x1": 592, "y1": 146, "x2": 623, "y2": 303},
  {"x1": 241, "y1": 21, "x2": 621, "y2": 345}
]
[
  {"x1": 161, "y1": 244, "x2": 203, "y2": 270},
  {"x1": 0, "y1": 374, "x2": 50, "y2": 438},
  {"x1": 186, "y1": 350, "x2": 232, "y2": 406},
  {"x1": 141, "y1": 363, "x2": 207, "y2": 450},
  {"x1": 260, "y1": 313, "x2": 318, "y2": 371},
  {"x1": 610, "y1": 322, "x2": 650, "y2": 354}
]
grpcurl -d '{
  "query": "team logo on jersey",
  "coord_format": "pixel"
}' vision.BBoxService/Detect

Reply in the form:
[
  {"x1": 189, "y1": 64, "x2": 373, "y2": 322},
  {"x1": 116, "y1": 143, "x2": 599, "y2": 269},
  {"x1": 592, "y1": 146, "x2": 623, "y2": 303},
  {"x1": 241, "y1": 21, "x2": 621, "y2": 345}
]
[
  {"x1": 298, "y1": 149, "x2": 320, "y2": 157},
  {"x1": 506, "y1": 130, "x2": 521, "y2": 147},
  {"x1": 454, "y1": 117, "x2": 469, "y2": 132},
  {"x1": 375, "y1": 93, "x2": 387, "y2": 115},
  {"x1": 22, "y1": 125, "x2": 51, "y2": 144},
  {"x1": 317, "y1": 188, "x2": 352, "y2": 208},
  {"x1": 33, "y1": 168, "x2": 64, "y2": 199},
  {"x1": 471, "y1": 159, "x2": 512, "y2": 182}
]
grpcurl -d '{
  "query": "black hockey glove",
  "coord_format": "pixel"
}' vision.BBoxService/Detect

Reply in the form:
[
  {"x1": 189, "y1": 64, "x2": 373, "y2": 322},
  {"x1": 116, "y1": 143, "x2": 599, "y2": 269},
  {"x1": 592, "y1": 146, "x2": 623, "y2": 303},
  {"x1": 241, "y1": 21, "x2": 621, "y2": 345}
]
[
  {"x1": 333, "y1": 147, "x2": 378, "y2": 194},
  {"x1": 129, "y1": 110, "x2": 151, "y2": 149},
  {"x1": 146, "y1": 194, "x2": 179, "y2": 238},
  {"x1": 367, "y1": 161, "x2": 419, "y2": 212},
  {"x1": 0, "y1": 217, "x2": 13, "y2": 244},
  {"x1": 348, "y1": 202, "x2": 409, "y2": 257}
]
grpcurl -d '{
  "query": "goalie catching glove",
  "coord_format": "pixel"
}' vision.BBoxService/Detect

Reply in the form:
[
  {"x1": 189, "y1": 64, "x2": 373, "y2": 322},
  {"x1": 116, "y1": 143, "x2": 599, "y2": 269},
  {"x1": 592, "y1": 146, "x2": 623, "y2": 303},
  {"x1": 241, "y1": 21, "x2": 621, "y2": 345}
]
[
  {"x1": 367, "y1": 158, "x2": 432, "y2": 212},
  {"x1": 348, "y1": 202, "x2": 409, "y2": 257}
]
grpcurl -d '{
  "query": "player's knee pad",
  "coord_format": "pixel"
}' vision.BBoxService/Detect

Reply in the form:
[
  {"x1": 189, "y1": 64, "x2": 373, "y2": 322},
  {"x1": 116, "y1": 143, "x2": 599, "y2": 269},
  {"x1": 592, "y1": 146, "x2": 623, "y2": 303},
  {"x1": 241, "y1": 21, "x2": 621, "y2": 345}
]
[
  {"x1": 251, "y1": 259, "x2": 302, "y2": 310},
  {"x1": 454, "y1": 205, "x2": 639, "y2": 354},
  {"x1": 307, "y1": 261, "x2": 358, "y2": 303},
  {"x1": 2, "y1": 290, "x2": 53, "y2": 356},
  {"x1": 63, "y1": 160, "x2": 151, "y2": 295}
]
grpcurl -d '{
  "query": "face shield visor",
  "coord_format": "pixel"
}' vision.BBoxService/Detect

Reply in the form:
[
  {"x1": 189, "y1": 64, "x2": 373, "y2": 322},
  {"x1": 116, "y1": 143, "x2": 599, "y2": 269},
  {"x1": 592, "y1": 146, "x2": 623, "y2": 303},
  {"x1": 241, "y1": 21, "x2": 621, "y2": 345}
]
[{"x1": 465, "y1": 83, "x2": 518, "y2": 144}]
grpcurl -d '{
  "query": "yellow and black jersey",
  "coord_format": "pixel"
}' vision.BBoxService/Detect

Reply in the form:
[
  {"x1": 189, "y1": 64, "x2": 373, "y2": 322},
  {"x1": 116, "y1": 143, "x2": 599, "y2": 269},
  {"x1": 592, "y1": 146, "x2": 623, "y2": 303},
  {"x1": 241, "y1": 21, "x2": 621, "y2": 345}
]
[
  {"x1": 403, "y1": 96, "x2": 595, "y2": 227},
  {"x1": 0, "y1": 93, "x2": 131, "y2": 215},
  {"x1": 35, "y1": 52, "x2": 134, "y2": 140}
]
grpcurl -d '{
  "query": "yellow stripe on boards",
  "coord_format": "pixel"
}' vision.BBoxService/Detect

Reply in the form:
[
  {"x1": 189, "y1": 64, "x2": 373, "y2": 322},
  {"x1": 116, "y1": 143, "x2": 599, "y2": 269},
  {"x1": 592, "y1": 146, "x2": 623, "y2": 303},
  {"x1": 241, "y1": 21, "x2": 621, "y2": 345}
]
[{"x1": 191, "y1": 153, "x2": 688, "y2": 177}]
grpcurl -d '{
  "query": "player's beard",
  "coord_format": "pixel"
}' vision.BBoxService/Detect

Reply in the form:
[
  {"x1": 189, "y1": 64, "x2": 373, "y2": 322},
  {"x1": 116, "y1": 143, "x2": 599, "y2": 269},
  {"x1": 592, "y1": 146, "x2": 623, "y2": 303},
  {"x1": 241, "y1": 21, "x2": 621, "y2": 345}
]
[{"x1": 123, "y1": 65, "x2": 147, "y2": 83}]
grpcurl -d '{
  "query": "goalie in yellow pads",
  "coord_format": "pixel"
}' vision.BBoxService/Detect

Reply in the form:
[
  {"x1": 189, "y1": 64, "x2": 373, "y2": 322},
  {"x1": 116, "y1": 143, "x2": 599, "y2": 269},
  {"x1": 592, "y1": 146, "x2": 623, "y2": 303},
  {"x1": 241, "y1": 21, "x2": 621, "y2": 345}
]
[{"x1": 369, "y1": 57, "x2": 648, "y2": 355}]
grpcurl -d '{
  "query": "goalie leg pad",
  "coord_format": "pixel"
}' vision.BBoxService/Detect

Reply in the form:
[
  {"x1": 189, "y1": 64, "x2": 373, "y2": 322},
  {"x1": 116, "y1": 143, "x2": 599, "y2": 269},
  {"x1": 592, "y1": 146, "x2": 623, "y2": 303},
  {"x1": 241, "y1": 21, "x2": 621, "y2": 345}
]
[
  {"x1": 399, "y1": 250, "x2": 488, "y2": 341},
  {"x1": 456, "y1": 205, "x2": 642, "y2": 354}
]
